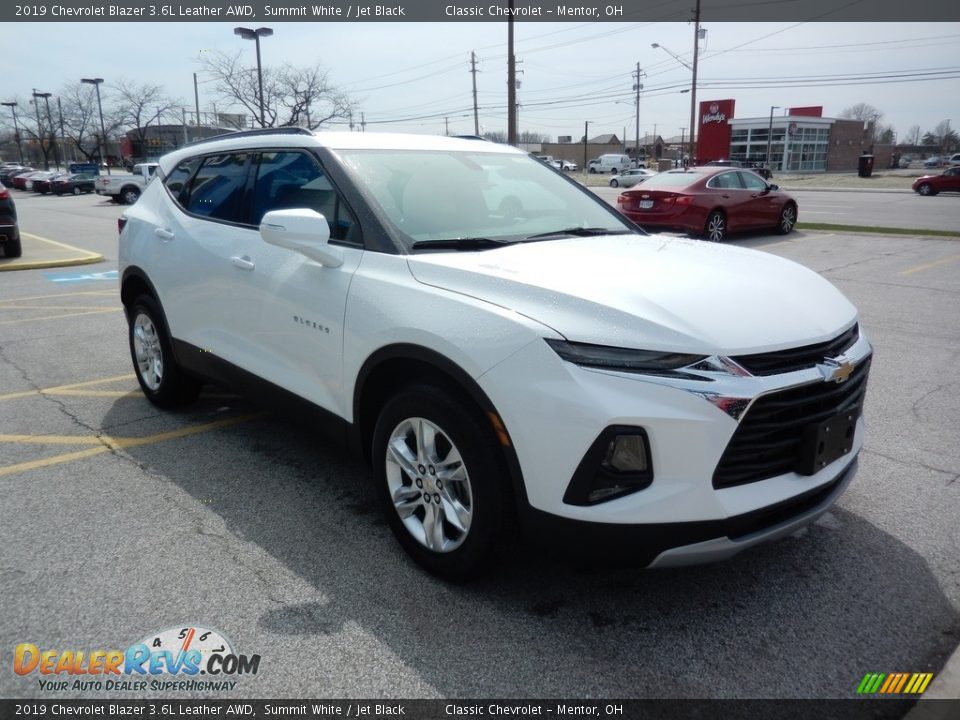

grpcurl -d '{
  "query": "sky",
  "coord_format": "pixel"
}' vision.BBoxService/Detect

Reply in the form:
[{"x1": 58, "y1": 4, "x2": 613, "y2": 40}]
[{"x1": 3, "y1": 21, "x2": 959, "y2": 144}]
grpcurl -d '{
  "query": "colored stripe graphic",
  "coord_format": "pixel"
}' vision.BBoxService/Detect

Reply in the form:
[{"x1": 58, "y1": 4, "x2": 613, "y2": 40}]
[{"x1": 857, "y1": 672, "x2": 933, "y2": 694}]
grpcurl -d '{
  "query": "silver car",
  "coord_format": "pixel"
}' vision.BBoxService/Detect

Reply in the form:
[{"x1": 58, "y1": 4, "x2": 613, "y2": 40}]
[{"x1": 609, "y1": 168, "x2": 657, "y2": 188}]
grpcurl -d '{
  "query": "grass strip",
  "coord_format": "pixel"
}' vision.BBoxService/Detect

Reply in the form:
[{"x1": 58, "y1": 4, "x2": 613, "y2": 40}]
[{"x1": 796, "y1": 222, "x2": 960, "y2": 239}]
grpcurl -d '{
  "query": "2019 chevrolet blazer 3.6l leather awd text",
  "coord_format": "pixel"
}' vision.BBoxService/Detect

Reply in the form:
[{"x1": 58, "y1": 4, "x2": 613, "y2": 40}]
[{"x1": 119, "y1": 129, "x2": 872, "y2": 579}]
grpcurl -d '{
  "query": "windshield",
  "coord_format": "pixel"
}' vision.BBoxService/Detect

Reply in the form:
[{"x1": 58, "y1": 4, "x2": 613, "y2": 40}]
[{"x1": 334, "y1": 148, "x2": 636, "y2": 250}]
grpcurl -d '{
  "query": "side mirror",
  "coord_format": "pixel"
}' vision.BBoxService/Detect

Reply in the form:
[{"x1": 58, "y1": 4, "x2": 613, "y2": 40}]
[
  {"x1": 259, "y1": 208, "x2": 343, "y2": 268},
  {"x1": 767, "y1": 183, "x2": 780, "y2": 192}
]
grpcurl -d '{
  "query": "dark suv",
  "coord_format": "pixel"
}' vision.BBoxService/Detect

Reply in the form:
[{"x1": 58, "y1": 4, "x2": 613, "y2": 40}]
[{"x1": 0, "y1": 182, "x2": 21, "y2": 258}]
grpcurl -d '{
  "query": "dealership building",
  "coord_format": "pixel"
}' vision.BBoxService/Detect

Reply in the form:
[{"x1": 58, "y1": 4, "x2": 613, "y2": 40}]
[{"x1": 695, "y1": 99, "x2": 887, "y2": 172}]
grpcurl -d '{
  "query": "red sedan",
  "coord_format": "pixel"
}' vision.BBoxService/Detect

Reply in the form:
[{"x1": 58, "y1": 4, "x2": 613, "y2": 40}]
[
  {"x1": 912, "y1": 167, "x2": 960, "y2": 196},
  {"x1": 616, "y1": 167, "x2": 798, "y2": 242}
]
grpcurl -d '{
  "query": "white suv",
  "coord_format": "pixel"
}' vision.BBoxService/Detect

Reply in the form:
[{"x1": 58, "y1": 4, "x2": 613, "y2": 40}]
[{"x1": 119, "y1": 129, "x2": 872, "y2": 579}]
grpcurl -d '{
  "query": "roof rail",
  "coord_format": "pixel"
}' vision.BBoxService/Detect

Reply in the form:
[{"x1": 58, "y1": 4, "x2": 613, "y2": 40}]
[{"x1": 188, "y1": 126, "x2": 314, "y2": 146}]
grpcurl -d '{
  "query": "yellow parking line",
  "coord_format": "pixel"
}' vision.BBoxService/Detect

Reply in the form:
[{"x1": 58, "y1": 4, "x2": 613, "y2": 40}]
[
  {"x1": 0, "y1": 308, "x2": 121, "y2": 326},
  {"x1": 0, "y1": 233, "x2": 103, "y2": 271},
  {"x1": 0, "y1": 374, "x2": 136, "y2": 402},
  {"x1": 0, "y1": 414, "x2": 260, "y2": 477},
  {"x1": 899, "y1": 253, "x2": 960, "y2": 276},
  {"x1": 0, "y1": 305, "x2": 119, "y2": 311},
  {"x1": 0, "y1": 291, "x2": 116, "y2": 304}
]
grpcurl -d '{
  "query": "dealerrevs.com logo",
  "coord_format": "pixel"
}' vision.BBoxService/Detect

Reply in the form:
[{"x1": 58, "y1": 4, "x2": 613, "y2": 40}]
[{"x1": 14, "y1": 626, "x2": 261, "y2": 692}]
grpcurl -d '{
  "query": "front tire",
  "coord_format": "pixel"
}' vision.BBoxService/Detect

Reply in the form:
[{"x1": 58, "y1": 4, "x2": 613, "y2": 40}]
[
  {"x1": 609, "y1": 178, "x2": 619, "y2": 188},
  {"x1": 128, "y1": 294, "x2": 200, "y2": 408},
  {"x1": 372, "y1": 384, "x2": 508, "y2": 581},
  {"x1": 73, "y1": 186, "x2": 82, "y2": 196},
  {"x1": 703, "y1": 210, "x2": 726, "y2": 242},
  {"x1": 777, "y1": 203, "x2": 797, "y2": 234},
  {"x1": 917, "y1": 183, "x2": 936, "y2": 196}
]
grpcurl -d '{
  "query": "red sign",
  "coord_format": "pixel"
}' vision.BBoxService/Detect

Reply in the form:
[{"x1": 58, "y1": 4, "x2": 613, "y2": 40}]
[
  {"x1": 696, "y1": 99, "x2": 735, "y2": 164},
  {"x1": 788, "y1": 106, "x2": 823, "y2": 117}
]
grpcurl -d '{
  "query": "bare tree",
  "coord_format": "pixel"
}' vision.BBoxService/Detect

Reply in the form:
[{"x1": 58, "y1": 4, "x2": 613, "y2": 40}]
[
  {"x1": 906, "y1": 124, "x2": 921, "y2": 146},
  {"x1": 840, "y1": 103, "x2": 884, "y2": 124},
  {"x1": 0, "y1": 96, "x2": 57, "y2": 168},
  {"x1": 112, "y1": 79, "x2": 179, "y2": 157},
  {"x1": 199, "y1": 50, "x2": 353, "y2": 130},
  {"x1": 519, "y1": 131, "x2": 552, "y2": 144},
  {"x1": 58, "y1": 82, "x2": 122, "y2": 163},
  {"x1": 482, "y1": 130, "x2": 508, "y2": 143},
  {"x1": 923, "y1": 120, "x2": 958, "y2": 154}
]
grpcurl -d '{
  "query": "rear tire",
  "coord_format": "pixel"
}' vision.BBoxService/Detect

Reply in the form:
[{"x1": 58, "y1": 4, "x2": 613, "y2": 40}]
[
  {"x1": 703, "y1": 210, "x2": 726, "y2": 242},
  {"x1": 4, "y1": 237, "x2": 22, "y2": 258},
  {"x1": 127, "y1": 294, "x2": 201, "y2": 408},
  {"x1": 372, "y1": 383, "x2": 509, "y2": 581},
  {"x1": 122, "y1": 187, "x2": 141, "y2": 205}
]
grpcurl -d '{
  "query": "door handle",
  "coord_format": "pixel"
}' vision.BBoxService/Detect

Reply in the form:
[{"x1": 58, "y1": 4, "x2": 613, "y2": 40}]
[
  {"x1": 154, "y1": 228, "x2": 175, "y2": 242},
  {"x1": 231, "y1": 255, "x2": 255, "y2": 271},
  {"x1": 721, "y1": 194, "x2": 731, "y2": 198}
]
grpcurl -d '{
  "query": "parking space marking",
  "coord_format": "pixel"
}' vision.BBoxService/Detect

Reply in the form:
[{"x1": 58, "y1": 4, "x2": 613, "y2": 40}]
[
  {"x1": 0, "y1": 414, "x2": 260, "y2": 478},
  {"x1": 0, "y1": 233, "x2": 103, "y2": 272},
  {"x1": 899, "y1": 253, "x2": 960, "y2": 276},
  {"x1": 0, "y1": 289, "x2": 121, "y2": 325},
  {"x1": 0, "y1": 374, "x2": 137, "y2": 402}
]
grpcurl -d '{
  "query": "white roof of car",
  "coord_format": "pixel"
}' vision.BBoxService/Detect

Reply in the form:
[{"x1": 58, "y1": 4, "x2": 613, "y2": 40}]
[{"x1": 159, "y1": 130, "x2": 521, "y2": 174}]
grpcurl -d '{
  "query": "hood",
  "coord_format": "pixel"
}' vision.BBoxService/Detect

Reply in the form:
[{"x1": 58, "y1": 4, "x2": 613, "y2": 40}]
[{"x1": 406, "y1": 234, "x2": 858, "y2": 355}]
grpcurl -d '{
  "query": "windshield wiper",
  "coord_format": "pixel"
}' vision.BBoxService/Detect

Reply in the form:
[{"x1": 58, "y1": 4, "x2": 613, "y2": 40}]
[
  {"x1": 411, "y1": 237, "x2": 516, "y2": 251},
  {"x1": 525, "y1": 227, "x2": 628, "y2": 240}
]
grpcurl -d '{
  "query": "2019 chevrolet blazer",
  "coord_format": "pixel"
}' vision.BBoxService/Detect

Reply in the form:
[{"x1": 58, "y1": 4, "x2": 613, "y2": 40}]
[{"x1": 119, "y1": 129, "x2": 872, "y2": 579}]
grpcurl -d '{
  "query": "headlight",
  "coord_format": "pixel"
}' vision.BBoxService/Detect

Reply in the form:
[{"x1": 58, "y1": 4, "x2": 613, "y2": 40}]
[{"x1": 545, "y1": 339, "x2": 707, "y2": 379}]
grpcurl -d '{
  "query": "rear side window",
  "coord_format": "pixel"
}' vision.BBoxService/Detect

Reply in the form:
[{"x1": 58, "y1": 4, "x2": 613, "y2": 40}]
[
  {"x1": 707, "y1": 172, "x2": 742, "y2": 190},
  {"x1": 163, "y1": 157, "x2": 201, "y2": 206},
  {"x1": 185, "y1": 153, "x2": 251, "y2": 222},
  {"x1": 252, "y1": 151, "x2": 360, "y2": 244}
]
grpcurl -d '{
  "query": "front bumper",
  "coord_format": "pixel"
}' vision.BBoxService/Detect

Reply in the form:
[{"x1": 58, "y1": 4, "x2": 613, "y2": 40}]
[{"x1": 522, "y1": 459, "x2": 856, "y2": 568}]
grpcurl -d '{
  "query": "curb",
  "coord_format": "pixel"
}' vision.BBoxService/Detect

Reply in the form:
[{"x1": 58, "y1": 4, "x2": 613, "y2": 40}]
[
  {"x1": 0, "y1": 233, "x2": 104, "y2": 272},
  {"x1": 779, "y1": 186, "x2": 914, "y2": 194}
]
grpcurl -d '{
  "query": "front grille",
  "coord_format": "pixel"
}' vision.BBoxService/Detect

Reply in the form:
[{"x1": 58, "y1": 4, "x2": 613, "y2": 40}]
[
  {"x1": 712, "y1": 356, "x2": 871, "y2": 489},
  {"x1": 731, "y1": 323, "x2": 859, "y2": 376}
]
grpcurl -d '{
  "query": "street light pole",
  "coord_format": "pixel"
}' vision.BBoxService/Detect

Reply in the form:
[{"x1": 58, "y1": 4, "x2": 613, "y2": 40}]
[
  {"x1": 766, "y1": 106, "x2": 780, "y2": 171},
  {"x1": 81, "y1": 78, "x2": 110, "y2": 175},
  {"x1": 679, "y1": 128, "x2": 685, "y2": 166},
  {"x1": 1, "y1": 102, "x2": 24, "y2": 165},
  {"x1": 32, "y1": 90, "x2": 56, "y2": 170},
  {"x1": 234, "y1": 26, "x2": 274, "y2": 127}
]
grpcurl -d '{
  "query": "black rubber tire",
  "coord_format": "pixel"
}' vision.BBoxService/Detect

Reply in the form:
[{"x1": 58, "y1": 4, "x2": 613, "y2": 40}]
[
  {"x1": 703, "y1": 210, "x2": 726, "y2": 242},
  {"x1": 609, "y1": 178, "x2": 619, "y2": 188},
  {"x1": 777, "y1": 203, "x2": 797, "y2": 235},
  {"x1": 127, "y1": 294, "x2": 201, "y2": 408},
  {"x1": 588, "y1": 167, "x2": 597, "y2": 174},
  {"x1": 73, "y1": 186, "x2": 81, "y2": 196},
  {"x1": 4, "y1": 237, "x2": 22, "y2": 258},
  {"x1": 611, "y1": 167, "x2": 619, "y2": 175},
  {"x1": 372, "y1": 383, "x2": 509, "y2": 581},
  {"x1": 917, "y1": 183, "x2": 936, "y2": 196},
  {"x1": 122, "y1": 187, "x2": 141, "y2": 205}
]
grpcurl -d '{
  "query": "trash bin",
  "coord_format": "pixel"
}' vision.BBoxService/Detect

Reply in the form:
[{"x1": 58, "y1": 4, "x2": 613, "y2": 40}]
[{"x1": 858, "y1": 154, "x2": 874, "y2": 178}]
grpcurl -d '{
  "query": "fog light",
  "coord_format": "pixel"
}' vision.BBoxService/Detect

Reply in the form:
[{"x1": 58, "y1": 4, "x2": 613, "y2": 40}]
[
  {"x1": 602, "y1": 435, "x2": 649, "y2": 473},
  {"x1": 564, "y1": 426, "x2": 654, "y2": 506}
]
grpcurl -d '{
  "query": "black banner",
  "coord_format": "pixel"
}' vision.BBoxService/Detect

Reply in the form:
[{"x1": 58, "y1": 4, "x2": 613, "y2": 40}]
[
  {"x1": 3, "y1": 699, "x2": 959, "y2": 720},
  {"x1": 3, "y1": 0, "x2": 959, "y2": 23}
]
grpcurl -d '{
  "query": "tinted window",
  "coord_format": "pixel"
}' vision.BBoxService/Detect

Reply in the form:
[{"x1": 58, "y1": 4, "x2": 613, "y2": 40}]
[
  {"x1": 707, "y1": 172, "x2": 742, "y2": 190},
  {"x1": 185, "y1": 153, "x2": 250, "y2": 222},
  {"x1": 738, "y1": 171, "x2": 768, "y2": 191},
  {"x1": 636, "y1": 171, "x2": 705, "y2": 189},
  {"x1": 252, "y1": 151, "x2": 360, "y2": 244},
  {"x1": 163, "y1": 157, "x2": 201, "y2": 206}
]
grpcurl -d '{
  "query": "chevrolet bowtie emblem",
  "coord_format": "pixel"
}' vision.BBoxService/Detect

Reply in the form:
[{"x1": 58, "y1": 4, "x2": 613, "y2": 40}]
[{"x1": 819, "y1": 356, "x2": 855, "y2": 383}]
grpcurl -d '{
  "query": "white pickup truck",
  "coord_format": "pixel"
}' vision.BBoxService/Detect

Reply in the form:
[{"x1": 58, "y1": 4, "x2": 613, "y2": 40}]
[{"x1": 95, "y1": 163, "x2": 158, "y2": 205}]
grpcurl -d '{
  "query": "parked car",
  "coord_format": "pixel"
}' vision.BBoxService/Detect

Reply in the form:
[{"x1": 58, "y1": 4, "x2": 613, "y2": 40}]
[
  {"x1": 119, "y1": 129, "x2": 870, "y2": 579},
  {"x1": 947, "y1": 153, "x2": 960, "y2": 167},
  {"x1": 0, "y1": 166, "x2": 31, "y2": 186},
  {"x1": 616, "y1": 167, "x2": 798, "y2": 242},
  {"x1": 587, "y1": 153, "x2": 632, "y2": 174},
  {"x1": 96, "y1": 162, "x2": 158, "y2": 204},
  {"x1": 0, "y1": 181, "x2": 21, "y2": 258},
  {"x1": 31, "y1": 172, "x2": 69, "y2": 194},
  {"x1": 549, "y1": 159, "x2": 578, "y2": 171},
  {"x1": 912, "y1": 167, "x2": 960, "y2": 196},
  {"x1": 609, "y1": 168, "x2": 657, "y2": 188},
  {"x1": 923, "y1": 156, "x2": 943, "y2": 168},
  {"x1": 11, "y1": 170, "x2": 48, "y2": 190},
  {"x1": 52, "y1": 173, "x2": 98, "y2": 196}
]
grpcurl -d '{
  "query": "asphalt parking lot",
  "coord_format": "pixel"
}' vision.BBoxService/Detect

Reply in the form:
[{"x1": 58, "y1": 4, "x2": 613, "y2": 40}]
[{"x1": 1, "y1": 191, "x2": 959, "y2": 702}]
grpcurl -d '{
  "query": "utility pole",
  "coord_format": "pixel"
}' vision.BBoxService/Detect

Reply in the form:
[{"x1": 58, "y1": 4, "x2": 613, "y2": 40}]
[
  {"x1": 506, "y1": 0, "x2": 516, "y2": 146},
  {"x1": 445, "y1": 117, "x2": 449, "y2": 136},
  {"x1": 193, "y1": 73, "x2": 201, "y2": 136},
  {"x1": 361, "y1": 112, "x2": 366, "y2": 132},
  {"x1": 689, "y1": 0, "x2": 701, "y2": 164},
  {"x1": 470, "y1": 51, "x2": 480, "y2": 136},
  {"x1": 32, "y1": 93, "x2": 46, "y2": 170},
  {"x1": 633, "y1": 62, "x2": 644, "y2": 167},
  {"x1": 583, "y1": 120, "x2": 590, "y2": 171}
]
